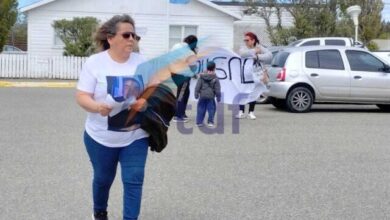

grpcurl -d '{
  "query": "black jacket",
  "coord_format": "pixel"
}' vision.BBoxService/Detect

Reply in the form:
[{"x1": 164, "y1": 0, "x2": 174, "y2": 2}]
[{"x1": 135, "y1": 84, "x2": 176, "y2": 152}]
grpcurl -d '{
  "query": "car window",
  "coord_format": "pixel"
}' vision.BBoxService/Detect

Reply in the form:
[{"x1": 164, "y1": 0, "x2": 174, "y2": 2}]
[
  {"x1": 319, "y1": 50, "x2": 344, "y2": 70},
  {"x1": 264, "y1": 51, "x2": 279, "y2": 65},
  {"x1": 325, "y1": 40, "x2": 346, "y2": 46},
  {"x1": 305, "y1": 50, "x2": 344, "y2": 70},
  {"x1": 301, "y1": 40, "x2": 320, "y2": 46},
  {"x1": 271, "y1": 52, "x2": 290, "y2": 67},
  {"x1": 305, "y1": 51, "x2": 319, "y2": 68},
  {"x1": 346, "y1": 50, "x2": 385, "y2": 72}
]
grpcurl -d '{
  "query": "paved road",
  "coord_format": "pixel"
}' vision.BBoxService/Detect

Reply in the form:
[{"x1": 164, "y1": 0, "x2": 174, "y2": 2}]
[{"x1": 1, "y1": 87, "x2": 390, "y2": 220}]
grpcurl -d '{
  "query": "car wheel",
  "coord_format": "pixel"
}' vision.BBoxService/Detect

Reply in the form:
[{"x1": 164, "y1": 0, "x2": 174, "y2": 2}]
[
  {"x1": 377, "y1": 104, "x2": 390, "y2": 112},
  {"x1": 271, "y1": 98, "x2": 287, "y2": 110},
  {"x1": 286, "y1": 87, "x2": 313, "y2": 113},
  {"x1": 256, "y1": 94, "x2": 270, "y2": 104}
]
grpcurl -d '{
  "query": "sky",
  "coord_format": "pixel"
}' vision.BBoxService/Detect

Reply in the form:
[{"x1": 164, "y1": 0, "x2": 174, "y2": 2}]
[{"x1": 18, "y1": 0, "x2": 390, "y2": 22}]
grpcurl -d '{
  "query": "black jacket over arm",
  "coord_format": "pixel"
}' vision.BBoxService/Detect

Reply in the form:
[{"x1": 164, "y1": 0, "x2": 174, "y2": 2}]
[{"x1": 134, "y1": 84, "x2": 176, "y2": 152}]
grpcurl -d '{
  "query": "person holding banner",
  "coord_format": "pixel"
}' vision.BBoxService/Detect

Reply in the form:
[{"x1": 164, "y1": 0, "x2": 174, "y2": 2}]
[
  {"x1": 171, "y1": 35, "x2": 198, "y2": 123},
  {"x1": 76, "y1": 14, "x2": 149, "y2": 220},
  {"x1": 236, "y1": 32, "x2": 272, "y2": 120}
]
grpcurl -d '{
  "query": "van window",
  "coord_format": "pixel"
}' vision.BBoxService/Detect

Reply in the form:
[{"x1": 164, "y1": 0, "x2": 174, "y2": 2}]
[
  {"x1": 301, "y1": 40, "x2": 320, "y2": 46},
  {"x1": 288, "y1": 40, "x2": 303, "y2": 46},
  {"x1": 271, "y1": 52, "x2": 290, "y2": 67},
  {"x1": 325, "y1": 40, "x2": 346, "y2": 46},
  {"x1": 305, "y1": 50, "x2": 344, "y2": 70},
  {"x1": 346, "y1": 50, "x2": 385, "y2": 72}
]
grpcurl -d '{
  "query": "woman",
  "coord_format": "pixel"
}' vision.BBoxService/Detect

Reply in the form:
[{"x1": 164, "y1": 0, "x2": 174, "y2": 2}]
[
  {"x1": 236, "y1": 32, "x2": 272, "y2": 120},
  {"x1": 76, "y1": 14, "x2": 148, "y2": 220}
]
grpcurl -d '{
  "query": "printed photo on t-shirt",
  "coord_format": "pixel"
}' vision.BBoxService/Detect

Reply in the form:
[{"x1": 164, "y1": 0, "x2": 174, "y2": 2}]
[{"x1": 105, "y1": 75, "x2": 144, "y2": 131}]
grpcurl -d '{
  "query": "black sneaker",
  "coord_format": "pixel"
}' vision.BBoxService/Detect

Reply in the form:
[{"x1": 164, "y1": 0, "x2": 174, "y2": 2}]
[{"x1": 92, "y1": 211, "x2": 108, "y2": 220}]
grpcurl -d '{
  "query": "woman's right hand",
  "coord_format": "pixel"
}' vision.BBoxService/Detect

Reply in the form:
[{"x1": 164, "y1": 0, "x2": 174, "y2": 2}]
[
  {"x1": 97, "y1": 103, "x2": 112, "y2": 116},
  {"x1": 76, "y1": 91, "x2": 112, "y2": 116}
]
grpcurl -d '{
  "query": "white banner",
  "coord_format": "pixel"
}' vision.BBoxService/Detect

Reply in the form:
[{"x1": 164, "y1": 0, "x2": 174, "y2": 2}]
[{"x1": 189, "y1": 47, "x2": 268, "y2": 105}]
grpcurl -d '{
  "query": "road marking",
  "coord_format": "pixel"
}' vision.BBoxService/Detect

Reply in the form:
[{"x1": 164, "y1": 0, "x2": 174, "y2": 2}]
[{"x1": 0, "y1": 81, "x2": 76, "y2": 88}]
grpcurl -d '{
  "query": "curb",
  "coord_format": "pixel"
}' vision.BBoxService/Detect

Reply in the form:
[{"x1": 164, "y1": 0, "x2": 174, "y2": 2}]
[{"x1": 0, "y1": 81, "x2": 77, "y2": 88}]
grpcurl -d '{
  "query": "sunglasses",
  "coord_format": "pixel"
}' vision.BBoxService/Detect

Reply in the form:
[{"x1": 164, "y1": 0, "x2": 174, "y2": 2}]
[
  {"x1": 243, "y1": 39, "x2": 250, "y2": 42},
  {"x1": 118, "y1": 31, "x2": 137, "y2": 39}
]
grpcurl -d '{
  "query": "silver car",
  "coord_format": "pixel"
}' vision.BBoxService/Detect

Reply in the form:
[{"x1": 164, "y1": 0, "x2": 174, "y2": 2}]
[
  {"x1": 265, "y1": 46, "x2": 390, "y2": 112},
  {"x1": 1, "y1": 45, "x2": 27, "y2": 54}
]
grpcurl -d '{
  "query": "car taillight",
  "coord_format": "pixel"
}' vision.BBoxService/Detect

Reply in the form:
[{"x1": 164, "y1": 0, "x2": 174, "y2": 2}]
[{"x1": 276, "y1": 67, "x2": 286, "y2": 81}]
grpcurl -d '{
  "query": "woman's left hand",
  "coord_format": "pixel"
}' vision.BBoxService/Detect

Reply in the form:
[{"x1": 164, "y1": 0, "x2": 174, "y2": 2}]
[
  {"x1": 255, "y1": 47, "x2": 261, "y2": 54},
  {"x1": 130, "y1": 98, "x2": 147, "y2": 112}
]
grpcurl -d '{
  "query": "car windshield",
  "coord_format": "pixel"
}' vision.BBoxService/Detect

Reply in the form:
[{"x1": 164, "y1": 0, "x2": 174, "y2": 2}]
[{"x1": 271, "y1": 51, "x2": 290, "y2": 67}]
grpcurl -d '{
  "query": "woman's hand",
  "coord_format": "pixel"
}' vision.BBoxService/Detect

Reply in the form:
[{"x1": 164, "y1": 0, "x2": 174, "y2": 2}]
[
  {"x1": 255, "y1": 47, "x2": 261, "y2": 54},
  {"x1": 130, "y1": 98, "x2": 147, "y2": 112},
  {"x1": 76, "y1": 90, "x2": 112, "y2": 116},
  {"x1": 97, "y1": 103, "x2": 112, "y2": 116}
]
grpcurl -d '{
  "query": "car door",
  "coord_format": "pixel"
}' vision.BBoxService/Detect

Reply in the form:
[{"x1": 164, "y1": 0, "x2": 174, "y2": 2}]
[
  {"x1": 303, "y1": 49, "x2": 350, "y2": 100},
  {"x1": 345, "y1": 50, "x2": 390, "y2": 101}
]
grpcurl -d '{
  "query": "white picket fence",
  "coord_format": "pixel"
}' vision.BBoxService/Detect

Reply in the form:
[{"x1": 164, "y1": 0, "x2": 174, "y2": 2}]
[{"x1": 0, "y1": 54, "x2": 87, "y2": 79}]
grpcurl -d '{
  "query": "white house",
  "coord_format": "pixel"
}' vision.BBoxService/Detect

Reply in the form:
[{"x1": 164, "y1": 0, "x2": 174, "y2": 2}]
[{"x1": 20, "y1": 0, "x2": 242, "y2": 59}]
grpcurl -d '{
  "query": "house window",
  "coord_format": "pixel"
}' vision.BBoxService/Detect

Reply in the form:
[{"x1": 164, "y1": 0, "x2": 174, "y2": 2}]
[{"x1": 169, "y1": 25, "x2": 197, "y2": 49}]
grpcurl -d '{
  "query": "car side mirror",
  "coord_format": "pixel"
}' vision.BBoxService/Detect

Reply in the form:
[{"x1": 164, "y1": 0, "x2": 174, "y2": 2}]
[{"x1": 383, "y1": 64, "x2": 390, "y2": 73}]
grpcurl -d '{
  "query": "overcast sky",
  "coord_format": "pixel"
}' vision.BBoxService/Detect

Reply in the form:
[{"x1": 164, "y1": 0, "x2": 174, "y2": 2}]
[{"x1": 18, "y1": 0, "x2": 390, "y2": 22}]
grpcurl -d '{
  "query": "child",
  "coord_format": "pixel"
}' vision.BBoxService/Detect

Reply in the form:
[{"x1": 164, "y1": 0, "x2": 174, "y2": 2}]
[{"x1": 194, "y1": 61, "x2": 221, "y2": 127}]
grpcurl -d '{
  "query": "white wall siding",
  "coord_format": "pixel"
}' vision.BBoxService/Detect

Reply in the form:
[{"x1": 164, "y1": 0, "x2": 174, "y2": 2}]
[{"x1": 25, "y1": 0, "x2": 238, "y2": 60}]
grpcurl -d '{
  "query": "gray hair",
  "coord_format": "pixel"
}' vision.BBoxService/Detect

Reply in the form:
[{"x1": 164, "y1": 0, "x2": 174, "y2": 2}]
[{"x1": 94, "y1": 14, "x2": 135, "y2": 51}]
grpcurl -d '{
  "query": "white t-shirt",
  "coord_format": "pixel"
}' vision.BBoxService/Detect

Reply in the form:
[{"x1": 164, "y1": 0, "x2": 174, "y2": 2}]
[{"x1": 77, "y1": 50, "x2": 149, "y2": 148}]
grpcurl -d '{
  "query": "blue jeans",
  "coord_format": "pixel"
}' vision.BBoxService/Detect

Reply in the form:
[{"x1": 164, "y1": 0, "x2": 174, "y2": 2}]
[
  {"x1": 84, "y1": 131, "x2": 148, "y2": 220},
  {"x1": 196, "y1": 98, "x2": 216, "y2": 124}
]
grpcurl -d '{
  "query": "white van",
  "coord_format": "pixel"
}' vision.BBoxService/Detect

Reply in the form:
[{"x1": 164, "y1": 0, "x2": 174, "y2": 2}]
[{"x1": 288, "y1": 37, "x2": 365, "y2": 48}]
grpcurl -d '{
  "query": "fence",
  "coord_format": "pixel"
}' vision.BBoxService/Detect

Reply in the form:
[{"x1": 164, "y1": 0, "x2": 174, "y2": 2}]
[{"x1": 0, "y1": 54, "x2": 87, "y2": 79}]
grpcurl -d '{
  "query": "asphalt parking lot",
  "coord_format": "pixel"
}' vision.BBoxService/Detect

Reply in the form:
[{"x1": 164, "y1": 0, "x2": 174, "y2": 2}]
[{"x1": 1, "y1": 87, "x2": 390, "y2": 220}]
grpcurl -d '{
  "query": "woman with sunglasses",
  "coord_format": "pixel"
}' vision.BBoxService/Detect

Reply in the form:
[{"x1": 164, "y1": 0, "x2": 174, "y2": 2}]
[
  {"x1": 76, "y1": 14, "x2": 149, "y2": 220},
  {"x1": 236, "y1": 32, "x2": 272, "y2": 120}
]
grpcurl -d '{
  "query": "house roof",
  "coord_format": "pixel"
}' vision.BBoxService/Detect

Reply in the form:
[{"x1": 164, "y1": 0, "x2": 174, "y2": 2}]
[
  {"x1": 20, "y1": 0, "x2": 241, "y2": 19},
  {"x1": 20, "y1": 0, "x2": 56, "y2": 12}
]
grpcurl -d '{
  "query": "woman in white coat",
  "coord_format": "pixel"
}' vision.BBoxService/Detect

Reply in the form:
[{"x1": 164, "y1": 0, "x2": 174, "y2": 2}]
[{"x1": 236, "y1": 32, "x2": 272, "y2": 120}]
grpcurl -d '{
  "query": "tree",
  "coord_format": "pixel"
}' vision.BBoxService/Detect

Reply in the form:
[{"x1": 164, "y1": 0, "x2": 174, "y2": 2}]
[
  {"x1": 0, "y1": 0, "x2": 18, "y2": 52},
  {"x1": 245, "y1": 0, "x2": 385, "y2": 49},
  {"x1": 244, "y1": 0, "x2": 338, "y2": 45},
  {"x1": 9, "y1": 14, "x2": 27, "y2": 51},
  {"x1": 339, "y1": 0, "x2": 383, "y2": 50},
  {"x1": 244, "y1": 0, "x2": 296, "y2": 45},
  {"x1": 52, "y1": 17, "x2": 99, "y2": 56},
  {"x1": 379, "y1": 21, "x2": 390, "y2": 39}
]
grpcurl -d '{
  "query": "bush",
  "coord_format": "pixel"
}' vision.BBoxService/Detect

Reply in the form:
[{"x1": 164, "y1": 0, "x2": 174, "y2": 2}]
[{"x1": 53, "y1": 17, "x2": 99, "y2": 56}]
